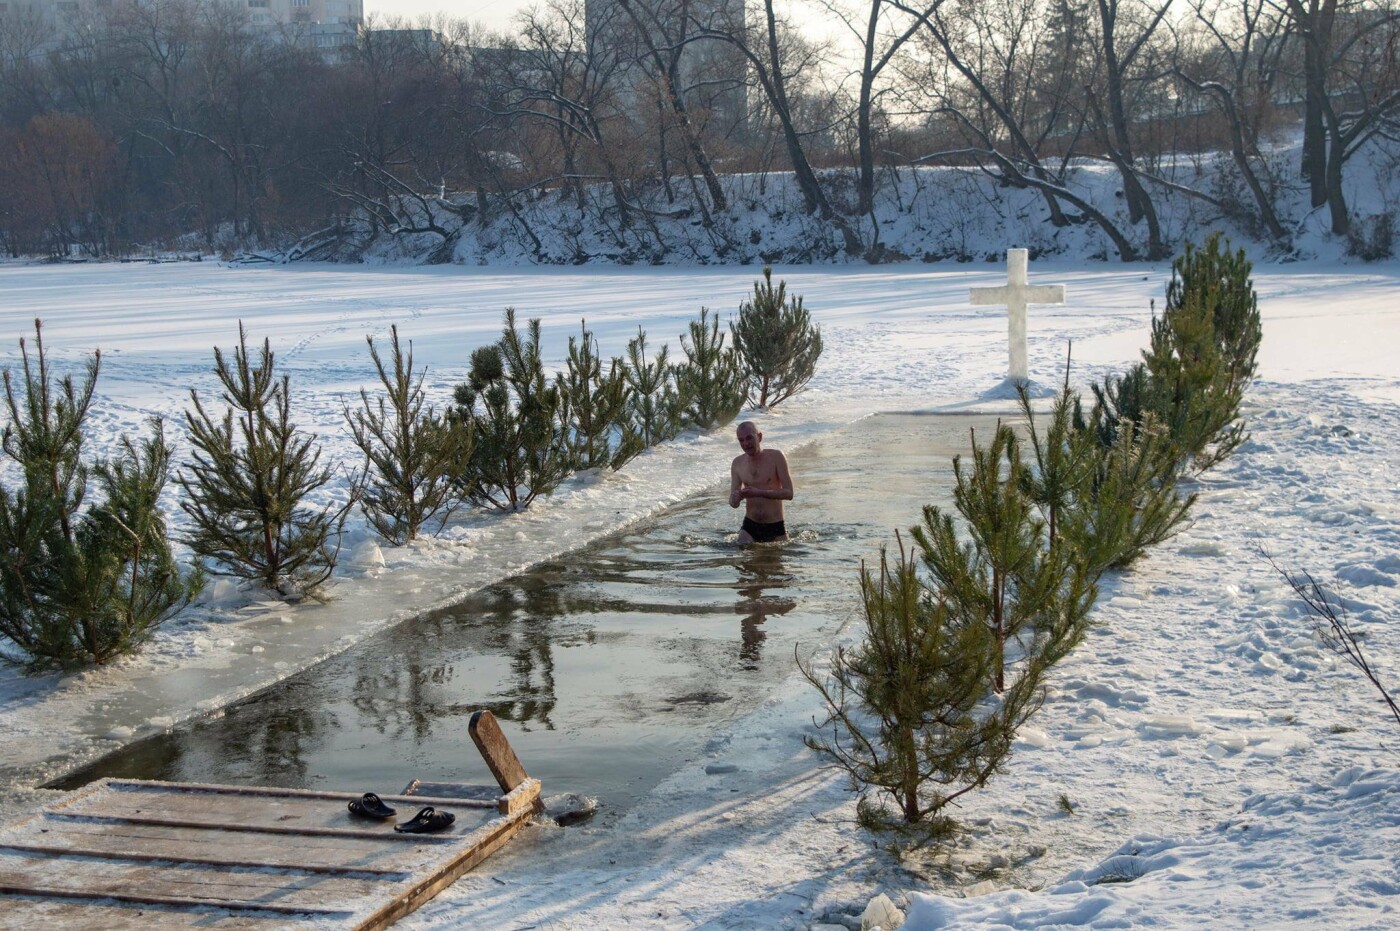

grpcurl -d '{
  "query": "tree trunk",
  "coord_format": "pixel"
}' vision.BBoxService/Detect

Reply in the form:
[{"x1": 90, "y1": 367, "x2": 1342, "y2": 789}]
[{"x1": 1326, "y1": 134, "x2": 1349, "y2": 236}]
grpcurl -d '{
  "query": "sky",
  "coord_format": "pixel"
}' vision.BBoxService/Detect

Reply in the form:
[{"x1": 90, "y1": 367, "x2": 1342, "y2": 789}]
[{"x1": 364, "y1": 1, "x2": 525, "y2": 33}]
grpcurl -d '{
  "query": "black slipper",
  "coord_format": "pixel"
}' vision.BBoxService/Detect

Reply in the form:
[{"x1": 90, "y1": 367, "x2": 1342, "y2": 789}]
[
  {"x1": 394, "y1": 806, "x2": 455, "y2": 834},
  {"x1": 348, "y1": 792, "x2": 397, "y2": 820}
]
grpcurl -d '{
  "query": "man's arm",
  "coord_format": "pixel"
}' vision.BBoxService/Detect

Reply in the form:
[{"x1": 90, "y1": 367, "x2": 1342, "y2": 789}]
[{"x1": 729, "y1": 459, "x2": 743, "y2": 508}]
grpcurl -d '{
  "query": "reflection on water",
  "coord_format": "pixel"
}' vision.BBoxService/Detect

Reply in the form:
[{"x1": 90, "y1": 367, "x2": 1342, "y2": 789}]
[{"x1": 53, "y1": 414, "x2": 1004, "y2": 820}]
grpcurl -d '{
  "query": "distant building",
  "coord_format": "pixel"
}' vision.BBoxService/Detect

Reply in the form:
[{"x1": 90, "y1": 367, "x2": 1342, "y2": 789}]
[{"x1": 1, "y1": 1, "x2": 364, "y2": 57}]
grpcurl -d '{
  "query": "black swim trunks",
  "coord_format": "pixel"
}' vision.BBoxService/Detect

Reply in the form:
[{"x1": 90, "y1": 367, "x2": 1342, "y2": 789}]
[{"x1": 741, "y1": 517, "x2": 787, "y2": 543}]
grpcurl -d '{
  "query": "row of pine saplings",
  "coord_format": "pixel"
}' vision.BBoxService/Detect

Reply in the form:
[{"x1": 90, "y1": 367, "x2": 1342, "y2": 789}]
[
  {"x1": 0, "y1": 268, "x2": 823, "y2": 671},
  {"x1": 804, "y1": 234, "x2": 1263, "y2": 844}
]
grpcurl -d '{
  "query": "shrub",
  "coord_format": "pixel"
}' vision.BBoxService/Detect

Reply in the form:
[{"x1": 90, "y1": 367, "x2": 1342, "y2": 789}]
[
  {"x1": 801, "y1": 540, "x2": 1018, "y2": 841},
  {"x1": 619, "y1": 326, "x2": 684, "y2": 450},
  {"x1": 1019, "y1": 361, "x2": 1193, "y2": 579},
  {"x1": 675, "y1": 306, "x2": 747, "y2": 430},
  {"x1": 804, "y1": 523, "x2": 1089, "y2": 840},
  {"x1": 346, "y1": 326, "x2": 470, "y2": 545},
  {"x1": 453, "y1": 309, "x2": 570, "y2": 511},
  {"x1": 912, "y1": 423, "x2": 1095, "y2": 693},
  {"x1": 1167, "y1": 233, "x2": 1262, "y2": 395},
  {"x1": 0, "y1": 321, "x2": 198, "y2": 669},
  {"x1": 179, "y1": 325, "x2": 348, "y2": 597},
  {"x1": 731, "y1": 267, "x2": 822, "y2": 408},
  {"x1": 557, "y1": 321, "x2": 634, "y2": 471}
]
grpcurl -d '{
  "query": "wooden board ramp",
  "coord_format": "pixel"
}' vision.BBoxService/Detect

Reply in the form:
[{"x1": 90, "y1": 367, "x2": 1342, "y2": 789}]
[{"x1": 0, "y1": 710, "x2": 540, "y2": 930}]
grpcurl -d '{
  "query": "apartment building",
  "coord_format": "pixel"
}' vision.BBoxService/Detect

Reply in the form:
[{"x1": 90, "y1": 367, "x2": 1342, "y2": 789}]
[
  {"x1": 0, "y1": 0, "x2": 361, "y2": 21},
  {"x1": 242, "y1": 0, "x2": 362, "y2": 28}
]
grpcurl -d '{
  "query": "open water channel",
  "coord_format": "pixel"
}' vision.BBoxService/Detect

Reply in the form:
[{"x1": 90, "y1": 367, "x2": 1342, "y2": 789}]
[{"x1": 54, "y1": 413, "x2": 1005, "y2": 822}]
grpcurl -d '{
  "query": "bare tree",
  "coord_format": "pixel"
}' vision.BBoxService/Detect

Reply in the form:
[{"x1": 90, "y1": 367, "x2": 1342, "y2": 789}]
[
  {"x1": 1085, "y1": 0, "x2": 1176, "y2": 258},
  {"x1": 822, "y1": 1, "x2": 948, "y2": 217},
  {"x1": 613, "y1": 0, "x2": 729, "y2": 218},
  {"x1": 1175, "y1": 0, "x2": 1293, "y2": 243},
  {"x1": 903, "y1": 0, "x2": 1141, "y2": 258},
  {"x1": 697, "y1": 0, "x2": 864, "y2": 253},
  {"x1": 1275, "y1": 0, "x2": 1400, "y2": 234}
]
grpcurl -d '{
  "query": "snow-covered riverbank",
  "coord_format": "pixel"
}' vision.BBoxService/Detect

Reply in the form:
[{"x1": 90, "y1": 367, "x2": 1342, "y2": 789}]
[{"x1": 2, "y1": 259, "x2": 1398, "y2": 928}]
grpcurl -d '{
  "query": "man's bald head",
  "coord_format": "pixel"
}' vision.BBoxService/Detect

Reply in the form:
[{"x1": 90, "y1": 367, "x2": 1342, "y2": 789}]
[{"x1": 736, "y1": 421, "x2": 761, "y2": 455}]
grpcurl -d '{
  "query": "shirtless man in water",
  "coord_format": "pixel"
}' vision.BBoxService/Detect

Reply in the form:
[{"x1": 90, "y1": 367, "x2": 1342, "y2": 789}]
[{"x1": 729, "y1": 421, "x2": 793, "y2": 544}]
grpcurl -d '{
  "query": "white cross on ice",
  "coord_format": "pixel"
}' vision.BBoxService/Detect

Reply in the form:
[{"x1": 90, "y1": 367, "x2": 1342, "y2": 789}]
[{"x1": 969, "y1": 248, "x2": 1067, "y2": 385}]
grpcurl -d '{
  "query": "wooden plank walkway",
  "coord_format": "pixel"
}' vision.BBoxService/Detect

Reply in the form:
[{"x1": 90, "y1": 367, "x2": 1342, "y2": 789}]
[{"x1": 0, "y1": 710, "x2": 541, "y2": 929}]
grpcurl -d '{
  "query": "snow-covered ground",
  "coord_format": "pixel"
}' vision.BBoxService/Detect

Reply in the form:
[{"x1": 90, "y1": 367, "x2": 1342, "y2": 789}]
[{"x1": 1, "y1": 257, "x2": 1398, "y2": 929}]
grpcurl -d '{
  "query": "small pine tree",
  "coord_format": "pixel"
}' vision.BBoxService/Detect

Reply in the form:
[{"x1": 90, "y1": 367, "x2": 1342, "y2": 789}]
[
  {"x1": 620, "y1": 326, "x2": 684, "y2": 448},
  {"x1": 675, "y1": 306, "x2": 747, "y2": 430},
  {"x1": 1142, "y1": 285, "x2": 1246, "y2": 472},
  {"x1": 453, "y1": 309, "x2": 570, "y2": 511},
  {"x1": 0, "y1": 321, "x2": 198, "y2": 669},
  {"x1": 912, "y1": 423, "x2": 1095, "y2": 693},
  {"x1": 803, "y1": 532, "x2": 1085, "y2": 841},
  {"x1": 558, "y1": 321, "x2": 631, "y2": 471},
  {"x1": 730, "y1": 267, "x2": 823, "y2": 409},
  {"x1": 346, "y1": 326, "x2": 471, "y2": 545},
  {"x1": 1166, "y1": 232, "x2": 1262, "y2": 396},
  {"x1": 1087, "y1": 361, "x2": 1156, "y2": 451},
  {"x1": 179, "y1": 325, "x2": 348, "y2": 598},
  {"x1": 67, "y1": 424, "x2": 203, "y2": 662}
]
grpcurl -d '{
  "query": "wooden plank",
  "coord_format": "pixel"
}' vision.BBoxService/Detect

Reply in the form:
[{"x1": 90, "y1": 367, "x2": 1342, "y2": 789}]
[
  {"x1": 469, "y1": 710, "x2": 534, "y2": 797},
  {"x1": 0, "y1": 851, "x2": 383, "y2": 911},
  {"x1": 400, "y1": 779, "x2": 500, "y2": 803},
  {"x1": 47, "y1": 812, "x2": 464, "y2": 845},
  {"x1": 0, "y1": 896, "x2": 287, "y2": 931},
  {"x1": 84, "y1": 779, "x2": 497, "y2": 810},
  {"x1": 0, "y1": 881, "x2": 344, "y2": 916},
  {"x1": 54, "y1": 782, "x2": 496, "y2": 837},
  {"x1": 1, "y1": 821, "x2": 443, "y2": 873}
]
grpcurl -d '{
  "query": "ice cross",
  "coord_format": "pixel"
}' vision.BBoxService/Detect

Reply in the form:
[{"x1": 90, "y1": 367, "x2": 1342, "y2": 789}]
[{"x1": 969, "y1": 249, "x2": 1066, "y2": 384}]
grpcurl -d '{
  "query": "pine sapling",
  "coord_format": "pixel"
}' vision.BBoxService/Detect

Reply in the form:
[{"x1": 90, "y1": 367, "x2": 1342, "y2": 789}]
[
  {"x1": 453, "y1": 309, "x2": 570, "y2": 511},
  {"x1": 913, "y1": 425, "x2": 1045, "y2": 692},
  {"x1": 0, "y1": 321, "x2": 197, "y2": 669},
  {"x1": 675, "y1": 306, "x2": 747, "y2": 430},
  {"x1": 346, "y1": 325, "x2": 470, "y2": 545},
  {"x1": 558, "y1": 321, "x2": 631, "y2": 471},
  {"x1": 802, "y1": 533, "x2": 1080, "y2": 842},
  {"x1": 179, "y1": 325, "x2": 349, "y2": 598},
  {"x1": 731, "y1": 267, "x2": 822, "y2": 409},
  {"x1": 620, "y1": 326, "x2": 683, "y2": 448},
  {"x1": 1166, "y1": 232, "x2": 1262, "y2": 396},
  {"x1": 70, "y1": 423, "x2": 202, "y2": 661}
]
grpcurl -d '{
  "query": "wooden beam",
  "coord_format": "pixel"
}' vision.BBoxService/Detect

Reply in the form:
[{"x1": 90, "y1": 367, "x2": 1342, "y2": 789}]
[
  {"x1": 43, "y1": 812, "x2": 460, "y2": 843},
  {"x1": 93, "y1": 779, "x2": 495, "y2": 809},
  {"x1": 497, "y1": 778, "x2": 542, "y2": 816},
  {"x1": 0, "y1": 882, "x2": 349, "y2": 917},
  {"x1": 469, "y1": 711, "x2": 532, "y2": 793},
  {"x1": 0, "y1": 841, "x2": 411, "y2": 878}
]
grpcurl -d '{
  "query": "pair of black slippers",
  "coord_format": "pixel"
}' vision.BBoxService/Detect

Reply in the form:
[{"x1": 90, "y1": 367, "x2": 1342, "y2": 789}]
[{"x1": 347, "y1": 792, "x2": 456, "y2": 834}]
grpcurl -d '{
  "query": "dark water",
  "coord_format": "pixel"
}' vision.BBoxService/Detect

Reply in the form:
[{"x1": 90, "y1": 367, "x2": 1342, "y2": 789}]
[{"x1": 53, "y1": 414, "x2": 1000, "y2": 820}]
